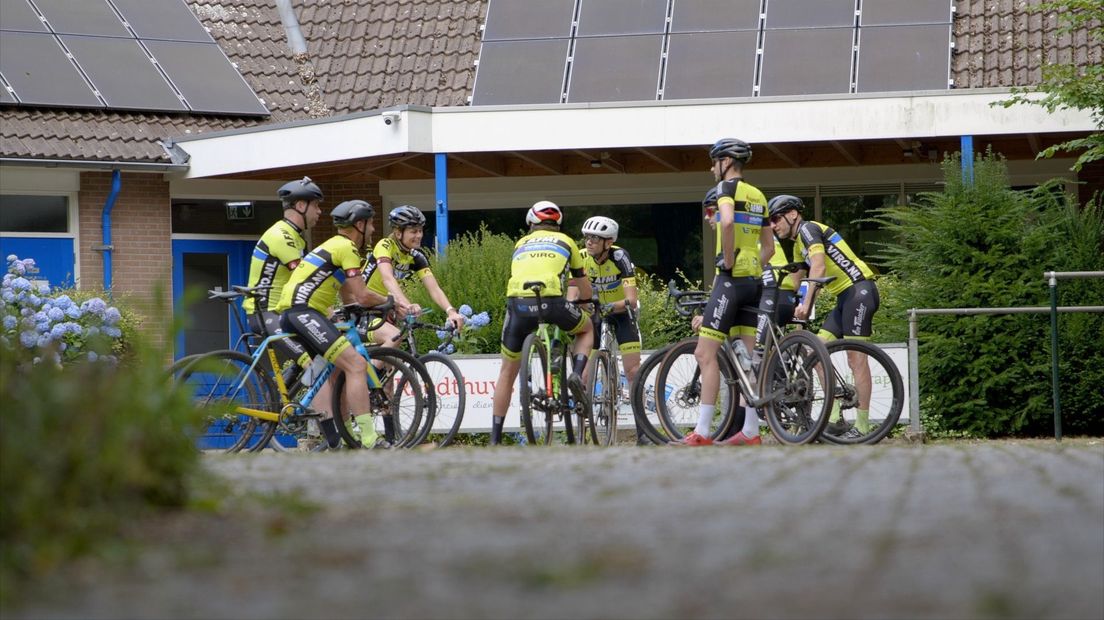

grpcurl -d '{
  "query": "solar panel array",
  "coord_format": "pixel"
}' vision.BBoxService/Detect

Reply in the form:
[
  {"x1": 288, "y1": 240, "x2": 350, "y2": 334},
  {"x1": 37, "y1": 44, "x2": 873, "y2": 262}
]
[
  {"x1": 471, "y1": 0, "x2": 953, "y2": 105},
  {"x1": 0, "y1": 0, "x2": 268, "y2": 116}
]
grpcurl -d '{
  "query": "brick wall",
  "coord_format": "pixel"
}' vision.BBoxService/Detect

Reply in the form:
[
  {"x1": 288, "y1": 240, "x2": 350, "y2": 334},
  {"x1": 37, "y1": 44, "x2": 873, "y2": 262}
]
[
  {"x1": 310, "y1": 180, "x2": 383, "y2": 245},
  {"x1": 78, "y1": 171, "x2": 172, "y2": 344}
]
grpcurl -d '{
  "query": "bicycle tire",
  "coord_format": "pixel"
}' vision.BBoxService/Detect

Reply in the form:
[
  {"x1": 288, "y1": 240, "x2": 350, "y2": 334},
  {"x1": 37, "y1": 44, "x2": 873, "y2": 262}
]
[
  {"x1": 654, "y1": 338, "x2": 739, "y2": 441},
  {"x1": 568, "y1": 369, "x2": 597, "y2": 445},
  {"x1": 391, "y1": 349, "x2": 439, "y2": 448},
  {"x1": 759, "y1": 330, "x2": 834, "y2": 445},
  {"x1": 173, "y1": 349, "x2": 278, "y2": 453},
  {"x1": 586, "y1": 350, "x2": 616, "y2": 446},
  {"x1": 629, "y1": 343, "x2": 677, "y2": 445},
  {"x1": 333, "y1": 347, "x2": 427, "y2": 449},
  {"x1": 416, "y1": 351, "x2": 466, "y2": 447},
  {"x1": 819, "y1": 339, "x2": 904, "y2": 445},
  {"x1": 518, "y1": 332, "x2": 551, "y2": 445}
]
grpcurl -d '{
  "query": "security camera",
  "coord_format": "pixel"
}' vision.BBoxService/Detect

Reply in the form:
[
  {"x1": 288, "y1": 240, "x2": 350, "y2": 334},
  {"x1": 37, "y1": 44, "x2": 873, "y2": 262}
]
[{"x1": 382, "y1": 111, "x2": 400, "y2": 125}]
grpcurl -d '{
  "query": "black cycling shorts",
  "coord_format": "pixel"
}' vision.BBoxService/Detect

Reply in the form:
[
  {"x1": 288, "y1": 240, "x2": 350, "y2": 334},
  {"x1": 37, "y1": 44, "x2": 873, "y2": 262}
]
[
  {"x1": 279, "y1": 305, "x2": 352, "y2": 362},
  {"x1": 820, "y1": 280, "x2": 879, "y2": 339},
  {"x1": 249, "y1": 310, "x2": 308, "y2": 365},
  {"x1": 700, "y1": 274, "x2": 760, "y2": 343},
  {"x1": 500, "y1": 296, "x2": 589, "y2": 360},
  {"x1": 755, "y1": 288, "x2": 798, "y2": 346},
  {"x1": 594, "y1": 311, "x2": 642, "y2": 354}
]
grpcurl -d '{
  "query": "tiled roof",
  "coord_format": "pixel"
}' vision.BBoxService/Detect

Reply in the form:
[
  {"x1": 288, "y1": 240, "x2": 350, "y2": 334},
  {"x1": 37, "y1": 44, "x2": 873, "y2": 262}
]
[{"x1": 0, "y1": 0, "x2": 1099, "y2": 164}]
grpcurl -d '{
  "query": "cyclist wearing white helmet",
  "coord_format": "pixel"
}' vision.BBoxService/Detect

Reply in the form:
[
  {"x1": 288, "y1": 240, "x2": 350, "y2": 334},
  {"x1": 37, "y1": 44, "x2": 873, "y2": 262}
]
[{"x1": 490, "y1": 201, "x2": 595, "y2": 445}]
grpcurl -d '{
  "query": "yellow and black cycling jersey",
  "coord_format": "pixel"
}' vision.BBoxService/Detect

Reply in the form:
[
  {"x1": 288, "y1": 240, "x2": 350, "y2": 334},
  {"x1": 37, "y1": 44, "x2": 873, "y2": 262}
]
[
  {"x1": 583, "y1": 245, "x2": 636, "y2": 305},
  {"x1": 713, "y1": 178, "x2": 769, "y2": 278},
  {"x1": 243, "y1": 218, "x2": 306, "y2": 314},
  {"x1": 793, "y1": 221, "x2": 874, "y2": 296},
  {"x1": 361, "y1": 237, "x2": 432, "y2": 296},
  {"x1": 506, "y1": 230, "x2": 585, "y2": 298},
  {"x1": 275, "y1": 235, "x2": 364, "y2": 314}
]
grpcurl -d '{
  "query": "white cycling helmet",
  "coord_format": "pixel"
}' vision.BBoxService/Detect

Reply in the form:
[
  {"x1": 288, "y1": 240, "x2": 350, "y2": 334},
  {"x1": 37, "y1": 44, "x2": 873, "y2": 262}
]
[
  {"x1": 581, "y1": 216, "x2": 618, "y2": 241},
  {"x1": 526, "y1": 200, "x2": 563, "y2": 226}
]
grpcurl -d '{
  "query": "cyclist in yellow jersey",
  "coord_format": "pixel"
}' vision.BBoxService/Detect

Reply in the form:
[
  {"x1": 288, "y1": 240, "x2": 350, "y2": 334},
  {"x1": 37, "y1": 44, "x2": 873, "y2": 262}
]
[
  {"x1": 768, "y1": 194, "x2": 880, "y2": 438},
  {"x1": 673, "y1": 139, "x2": 773, "y2": 447},
  {"x1": 242, "y1": 177, "x2": 323, "y2": 369},
  {"x1": 276, "y1": 200, "x2": 388, "y2": 449},
  {"x1": 490, "y1": 201, "x2": 595, "y2": 445},
  {"x1": 361, "y1": 205, "x2": 465, "y2": 354}
]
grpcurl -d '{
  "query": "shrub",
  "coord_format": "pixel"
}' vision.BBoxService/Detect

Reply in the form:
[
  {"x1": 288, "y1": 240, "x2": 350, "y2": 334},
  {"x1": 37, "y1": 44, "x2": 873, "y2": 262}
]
[
  {"x1": 635, "y1": 270, "x2": 698, "y2": 350},
  {"x1": 870, "y1": 152, "x2": 1104, "y2": 437}
]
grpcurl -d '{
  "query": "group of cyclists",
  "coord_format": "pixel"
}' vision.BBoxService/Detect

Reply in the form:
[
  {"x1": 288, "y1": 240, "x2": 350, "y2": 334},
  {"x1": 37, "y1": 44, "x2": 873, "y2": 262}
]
[{"x1": 239, "y1": 135, "x2": 880, "y2": 449}]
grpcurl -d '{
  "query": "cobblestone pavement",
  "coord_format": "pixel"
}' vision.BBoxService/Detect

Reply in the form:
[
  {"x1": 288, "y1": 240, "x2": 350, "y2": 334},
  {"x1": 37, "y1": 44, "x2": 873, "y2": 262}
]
[{"x1": 13, "y1": 440, "x2": 1104, "y2": 619}]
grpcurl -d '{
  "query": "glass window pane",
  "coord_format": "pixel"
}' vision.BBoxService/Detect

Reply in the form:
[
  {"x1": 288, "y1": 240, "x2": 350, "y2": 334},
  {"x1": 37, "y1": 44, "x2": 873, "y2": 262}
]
[
  {"x1": 111, "y1": 0, "x2": 212, "y2": 43},
  {"x1": 568, "y1": 35, "x2": 663, "y2": 102},
  {"x1": 0, "y1": 32, "x2": 102, "y2": 107},
  {"x1": 856, "y1": 25, "x2": 951, "y2": 92},
  {"x1": 759, "y1": 28, "x2": 853, "y2": 96},
  {"x1": 471, "y1": 39, "x2": 570, "y2": 105},
  {"x1": 61, "y1": 35, "x2": 186, "y2": 111},
  {"x1": 664, "y1": 31, "x2": 757, "y2": 99},
  {"x1": 0, "y1": 0, "x2": 48, "y2": 32},
  {"x1": 577, "y1": 0, "x2": 667, "y2": 36},
  {"x1": 35, "y1": 0, "x2": 129, "y2": 37},
  {"x1": 0, "y1": 195, "x2": 69, "y2": 232},
  {"x1": 171, "y1": 199, "x2": 283, "y2": 235},
  {"x1": 483, "y1": 0, "x2": 576, "y2": 40},
  {"x1": 765, "y1": 0, "x2": 855, "y2": 29},
  {"x1": 145, "y1": 40, "x2": 268, "y2": 115},
  {"x1": 819, "y1": 194, "x2": 895, "y2": 270},
  {"x1": 860, "y1": 0, "x2": 952, "y2": 26},
  {"x1": 671, "y1": 0, "x2": 761, "y2": 33},
  {"x1": 181, "y1": 252, "x2": 230, "y2": 355}
]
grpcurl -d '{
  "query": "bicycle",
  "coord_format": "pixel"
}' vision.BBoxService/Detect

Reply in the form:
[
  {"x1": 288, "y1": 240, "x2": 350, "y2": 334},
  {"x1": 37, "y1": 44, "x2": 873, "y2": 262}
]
[
  {"x1": 819, "y1": 338, "x2": 905, "y2": 445},
  {"x1": 584, "y1": 300, "x2": 633, "y2": 446},
  {"x1": 628, "y1": 340, "x2": 680, "y2": 445},
  {"x1": 656, "y1": 265, "x2": 837, "y2": 445},
  {"x1": 380, "y1": 310, "x2": 467, "y2": 448},
  {"x1": 172, "y1": 291, "x2": 429, "y2": 452},
  {"x1": 517, "y1": 281, "x2": 594, "y2": 446}
]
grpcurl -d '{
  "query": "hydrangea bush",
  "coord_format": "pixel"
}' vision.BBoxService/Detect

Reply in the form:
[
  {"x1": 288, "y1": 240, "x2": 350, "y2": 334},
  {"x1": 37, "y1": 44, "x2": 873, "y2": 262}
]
[
  {"x1": 0, "y1": 255, "x2": 131, "y2": 364},
  {"x1": 435, "y1": 304, "x2": 492, "y2": 354}
]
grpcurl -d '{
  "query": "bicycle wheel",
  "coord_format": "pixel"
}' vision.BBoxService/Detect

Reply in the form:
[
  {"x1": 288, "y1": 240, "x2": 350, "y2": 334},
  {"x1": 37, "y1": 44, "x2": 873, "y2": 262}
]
[
  {"x1": 173, "y1": 350, "x2": 278, "y2": 453},
  {"x1": 413, "y1": 351, "x2": 465, "y2": 447},
  {"x1": 333, "y1": 348, "x2": 427, "y2": 449},
  {"x1": 518, "y1": 332, "x2": 552, "y2": 445},
  {"x1": 819, "y1": 339, "x2": 904, "y2": 445},
  {"x1": 567, "y1": 369, "x2": 596, "y2": 445},
  {"x1": 759, "y1": 330, "x2": 834, "y2": 445},
  {"x1": 586, "y1": 350, "x2": 616, "y2": 446},
  {"x1": 654, "y1": 338, "x2": 739, "y2": 441},
  {"x1": 629, "y1": 343, "x2": 677, "y2": 445}
]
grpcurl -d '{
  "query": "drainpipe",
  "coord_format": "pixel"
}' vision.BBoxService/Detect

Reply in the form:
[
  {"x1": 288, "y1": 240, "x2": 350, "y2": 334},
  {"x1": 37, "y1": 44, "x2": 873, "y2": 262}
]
[{"x1": 101, "y1": 169, "x2": 122, "y2": 294}]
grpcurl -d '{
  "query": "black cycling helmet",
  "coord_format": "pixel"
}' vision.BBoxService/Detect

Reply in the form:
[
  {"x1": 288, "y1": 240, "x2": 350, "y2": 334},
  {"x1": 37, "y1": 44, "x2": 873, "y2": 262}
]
[
  {"x1": 767, "y1": 195, "x2": 804, "y2": 218},
  {"x1": 702, "y1": 186, "x2": 719, "y2": 208},
  {"x1": 332, "y1": 200, "x2": 375, "y2": 228},
  {"x1": 708, "y1": 138, "x2": 753, "y2": 164},
  {"x1": 389, "y1": 205, "x2": 426, "y2": 229},
  {"x1": 278, "y1": 176, "x2": 324, "y2": 206}
]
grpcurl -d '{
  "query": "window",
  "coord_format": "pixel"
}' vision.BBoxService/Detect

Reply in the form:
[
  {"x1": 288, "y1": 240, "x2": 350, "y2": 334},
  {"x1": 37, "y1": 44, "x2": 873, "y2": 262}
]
[
  {"x1": 819, "y1": 194, "x2": 898, "y2": 270},
  {"x1": 0, "y1": 194, "x2": 69, "y2": 232},
  {"x1": 171, "y1": 199, "x2": 283, "y2": 235}
]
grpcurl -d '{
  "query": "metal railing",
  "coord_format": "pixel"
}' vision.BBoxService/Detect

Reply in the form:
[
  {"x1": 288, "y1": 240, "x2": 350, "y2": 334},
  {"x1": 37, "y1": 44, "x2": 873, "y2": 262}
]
[{"x1": 907, "y1": 270, "x2": 1104, "y2": 441}]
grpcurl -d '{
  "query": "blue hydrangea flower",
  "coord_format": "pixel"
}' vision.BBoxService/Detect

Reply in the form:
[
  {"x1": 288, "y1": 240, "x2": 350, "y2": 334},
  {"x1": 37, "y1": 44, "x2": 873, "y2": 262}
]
[
  {"x1": 6, "y1": 254, "x2": 17, "y2": 264},
  {"x1": 435, "y1": 329, "x2": 449, "y2": 340},
  {"x1": 87, "y1": 351, "x2": 98, "y2": 362},
  {"x1": 37, "y1": 282, "x2": 50, "y2": 295},
  {"x1": 2, "y1": 315, "x2": 17, "y2": 330},
  {"x1": 444, "y1": 343, "x2": 456, "y2": 355},
  {"x1": 1, "y1": 291, "x2": 14, "y2": 303},
  {"x1": 11, "y1": 263, "x2": 25, "y2": 276},
  {"x1": 20, "y1": 331, "x2": 38, "y2": 347},
  {"x1": 10, "y1": 277, "x2": 30, "y2": 292},
  {"x1": 65, "y1": 305, "x2": 81, "y2": 319},
  {"x1": 103, "y1": 326, "x2": 122, "y2": 338},
  {"x1": 104, "y1": 307, "x2": 121, "y2": 325},
  {"x1": 47, "y1": 307, "x2": 65, "y2": 322},
  {"x1": 470, "y1": 312, "x2": 491, "y2": 328},
  {"x1": 2, "y1": 273, "x2": 13, "y2": 285},
  {"x1": 81, "y1": 298, "x2": 107, "y2": 316},
  {"x1": 25, "y1": 294, "x2": 41, "y2": 308},
  {"x1": 458, "y1": 304, "x2": 473, "y2": 317},
  {"x1": 54, "y1": 295, "x2": 74, "y2": 309},
  {"x1": 50, "y1": 324, "x2": 68, "y2": 339},
  {"x1": 20, "y1": 307, "x2": 32, "y2": 317}
]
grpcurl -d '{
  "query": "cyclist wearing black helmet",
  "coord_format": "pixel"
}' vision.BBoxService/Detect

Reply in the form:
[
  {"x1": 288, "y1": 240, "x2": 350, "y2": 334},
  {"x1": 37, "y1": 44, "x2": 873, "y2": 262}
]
[
  {"x1": 673, "y1": 139, "x2": 773, "y2": 447},
  {"x1": 767, "y1": 194, "x2": 879, "y2": 438},
  {"x1": 361, "y1": 205, "x2": 465, "y2": 347},
  {"x1": 276, "y1": 200, "x2": 388, "y2": 449},
  {"x1": 241, "y1": 177, "x2": 323, "y2": 371}
]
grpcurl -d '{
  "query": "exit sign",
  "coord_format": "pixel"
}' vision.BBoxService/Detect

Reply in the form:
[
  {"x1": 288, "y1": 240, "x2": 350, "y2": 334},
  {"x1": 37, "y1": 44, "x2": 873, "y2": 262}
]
[{"x1": 226, "y1": 201, "x2": 255, "y2": 220}]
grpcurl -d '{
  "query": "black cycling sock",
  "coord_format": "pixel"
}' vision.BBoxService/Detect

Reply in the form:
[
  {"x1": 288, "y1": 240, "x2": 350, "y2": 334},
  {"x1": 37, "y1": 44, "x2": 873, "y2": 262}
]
[
  {"x1": 320, "y1": 417, "x2": 341, "y2": 448},
  {"x1": 490, "y1": 416, "x2": 505, "y2": 445},
  {"x1": 382, "y1": 415, "x2": 396, "y2": 443},
  {"x1": 571, "y1": 354, "x2": 588, "y2": 377}
]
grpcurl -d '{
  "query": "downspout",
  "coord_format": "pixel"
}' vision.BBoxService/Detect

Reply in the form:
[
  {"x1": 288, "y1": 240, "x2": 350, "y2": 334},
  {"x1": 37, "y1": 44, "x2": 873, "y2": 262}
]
[{"x1": 101, "y1": 169, "x2": 122, "y2": 294}]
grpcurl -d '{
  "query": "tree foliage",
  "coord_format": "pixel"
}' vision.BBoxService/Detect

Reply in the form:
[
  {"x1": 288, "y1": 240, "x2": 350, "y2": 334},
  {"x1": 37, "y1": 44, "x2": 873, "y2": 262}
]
[{"x1": 870, "y1": 153, "x2": 1104, "y2": 437}]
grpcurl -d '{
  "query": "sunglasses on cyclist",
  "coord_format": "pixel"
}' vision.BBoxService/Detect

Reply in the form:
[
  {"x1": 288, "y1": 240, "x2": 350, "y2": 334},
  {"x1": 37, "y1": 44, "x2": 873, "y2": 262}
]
[
  {"x1": 583, "y1": 234, "x2": 607, "y2": 243},
  {"x1": 769, "y1": 212, "x2": 789, "y2": 225}
]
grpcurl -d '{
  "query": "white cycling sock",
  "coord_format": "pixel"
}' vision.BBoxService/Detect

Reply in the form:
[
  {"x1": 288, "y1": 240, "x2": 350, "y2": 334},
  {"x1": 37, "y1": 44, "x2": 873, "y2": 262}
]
[
  {"x1": 743, "y1": 405, "x2": 761, "y2": 437},
  {"x1": 695, "y1": 404, "x2": 714, "y2": 437}
]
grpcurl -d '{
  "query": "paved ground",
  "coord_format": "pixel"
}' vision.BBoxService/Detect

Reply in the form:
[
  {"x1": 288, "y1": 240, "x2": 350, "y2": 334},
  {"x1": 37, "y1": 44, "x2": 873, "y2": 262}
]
[{"x1": 10, "y1": 439, "x2": 1104, "y2": 619}]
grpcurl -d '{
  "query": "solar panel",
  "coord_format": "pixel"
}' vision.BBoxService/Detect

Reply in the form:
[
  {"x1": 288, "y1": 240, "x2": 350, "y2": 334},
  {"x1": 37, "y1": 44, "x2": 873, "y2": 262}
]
[
  {"x1": 577, "y1": 0, "x2": 667, "y2": 36},
  {"x1": 860, "y1": 0, "x2": 952, "y2": 26},
  {"x1": 111, "y1": 0, "x2": 213, "y2": 43},
  {"x1": 0, "y1": 84, "x2": 16, "y2": 104},
  {"x1": 471, "y1": 39, "x2": 569, "y2": 105},
  {"x1": 663, "y1": 31, "x2": 757, "y2": 99},
  {"x1": 856, "y1": 25, "x2": 950, "y2": 92},
  {"x1": 61, "y1": 35, "x2": 186, "y2": 111},
  {"x1": 0, "y1": 0, "x2": 47, "y2": 31},
  {"x1": 35, "y1": 0, "x2": 129, "y2": 37},
  {"x1": 482, "y1": 0, "x2": 576, "y2": 40},
  {"x1": 765, "y1": 0, "x2": 855, "y2": 29},
  {"x1": 671, "y1": 0, "x2": 761, "y2": 33},
  {"x1": 759, "y1": 27, "x2": 853, "y2": 96},
  {"x1": 145, "y1": 40, "x2": 265, "y2": 114},
  {"x1": 0, "y1": 32, "x2": 102, "y2": 107},
  {"x1": 567, "y1": 35, "x2": 663, "y2": 102}
]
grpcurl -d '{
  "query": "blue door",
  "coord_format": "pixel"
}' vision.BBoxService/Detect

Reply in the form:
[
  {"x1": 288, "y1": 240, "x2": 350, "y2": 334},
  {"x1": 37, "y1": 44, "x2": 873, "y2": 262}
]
[
  {"x1": 171, "y1": 239, "x2": 254, "y2": 360},
  {"x1": 0, "y1": 237, "x2": 75, "y2": 288}
]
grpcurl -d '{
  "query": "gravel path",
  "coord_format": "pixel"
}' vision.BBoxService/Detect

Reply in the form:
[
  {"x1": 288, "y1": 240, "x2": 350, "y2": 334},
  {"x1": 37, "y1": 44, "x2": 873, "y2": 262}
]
[{"x1": 11, "y1": 440, "x2": 1104, "y2": 619}]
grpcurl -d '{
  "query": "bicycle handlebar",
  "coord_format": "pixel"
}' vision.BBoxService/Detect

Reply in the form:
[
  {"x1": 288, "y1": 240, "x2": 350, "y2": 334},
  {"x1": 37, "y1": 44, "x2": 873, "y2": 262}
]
[{"x1": 666, "y1": 279, "x2": 708, "y2": 318}]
